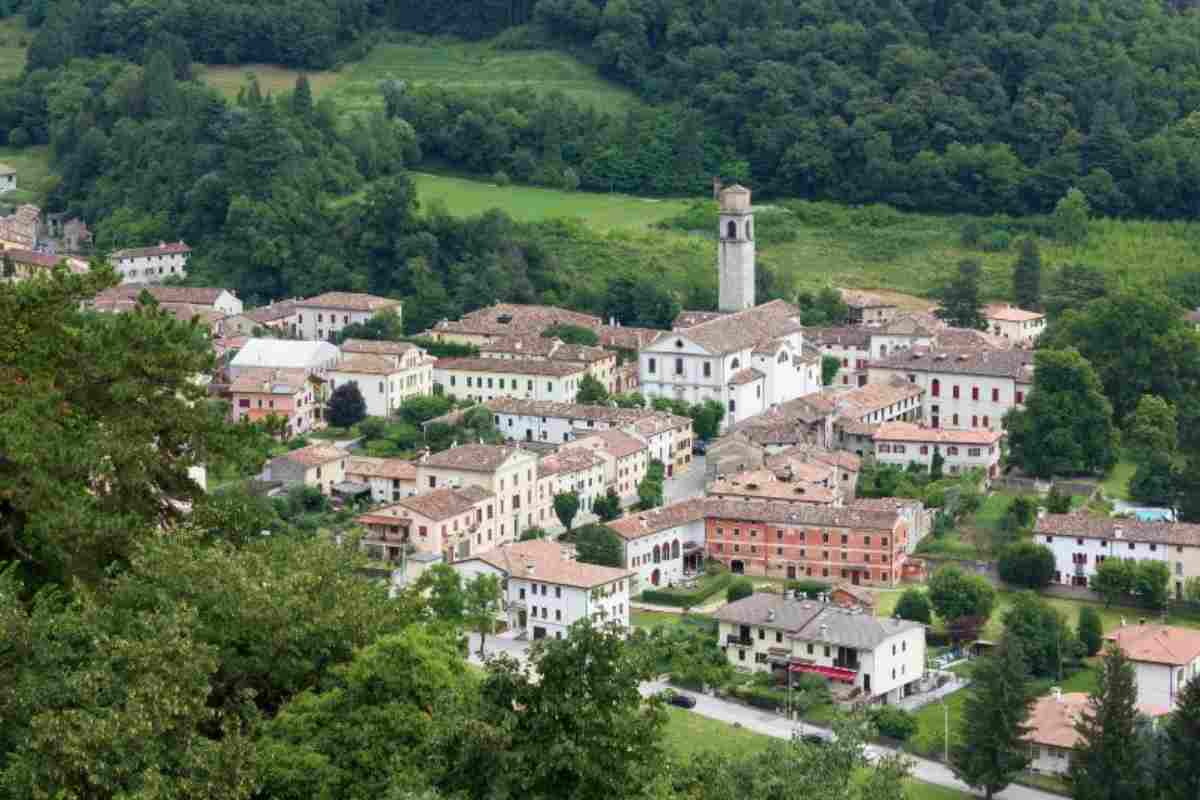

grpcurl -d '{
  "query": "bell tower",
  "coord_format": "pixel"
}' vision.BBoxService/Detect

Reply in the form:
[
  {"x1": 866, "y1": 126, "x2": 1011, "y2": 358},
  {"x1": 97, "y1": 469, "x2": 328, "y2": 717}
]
[{"x1": 718, "y1": 184, "x2": 755, "y2": 312}]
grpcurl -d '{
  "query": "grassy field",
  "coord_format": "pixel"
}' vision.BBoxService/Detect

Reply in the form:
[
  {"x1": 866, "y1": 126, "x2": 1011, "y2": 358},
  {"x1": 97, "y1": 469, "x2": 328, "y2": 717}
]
[
  {"x1": 1100, "y1": 456, "x2": 1137, "y2": 501},
  {"x1": 0, "y1": 16, "x2": 27, "y2": 80},
  {"x1": 412, "y1": 173, "x2": 689, "y2": 229},
  {"x1": 199, "y1": 35, "x2": 640, "y2": 113},
  {"x1": 661, "y1": 709, "x2": 972, "y2": 799},
  {"x1": 631, "y1": 610, "x2": 686, "y2": 630},
  {"x1": 0, "y1": 145, "x2": 56, "y2": 204}
]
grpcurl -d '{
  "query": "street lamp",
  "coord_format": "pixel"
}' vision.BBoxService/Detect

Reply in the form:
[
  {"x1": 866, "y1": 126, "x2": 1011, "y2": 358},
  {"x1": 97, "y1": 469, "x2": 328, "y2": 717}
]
[{"x1": 942, "y1": 696, "x2": 950, "y2": 763}]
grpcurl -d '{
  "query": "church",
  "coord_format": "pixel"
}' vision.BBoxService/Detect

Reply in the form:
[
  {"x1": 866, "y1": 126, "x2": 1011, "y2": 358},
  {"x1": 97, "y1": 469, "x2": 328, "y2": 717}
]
[{"x1": 637, "y1": 185, "x2": 821, "y2": 429}]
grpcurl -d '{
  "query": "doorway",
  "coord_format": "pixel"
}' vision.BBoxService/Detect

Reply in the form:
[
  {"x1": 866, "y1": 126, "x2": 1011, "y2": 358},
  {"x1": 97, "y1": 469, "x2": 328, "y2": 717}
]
[
  {"x1": 786, "y1": 565, "x2": 796, "y2": 579},
  {"x1": 533, "y1": 627, "x2": 546, "y2": 640},
  {"x1": 731, "y1": 560, "x2": 744, "y2": 575},
  {"x1": 651, "y1": 569, "x2": 661, "y2": 586},
  {"x1": 851, "y1": 571, "x2": 861, "y2": 586}
]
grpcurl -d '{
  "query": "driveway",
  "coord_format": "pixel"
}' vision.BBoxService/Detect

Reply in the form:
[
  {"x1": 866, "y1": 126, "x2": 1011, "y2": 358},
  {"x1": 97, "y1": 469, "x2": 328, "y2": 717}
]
[
  {"x1": 639, "y1": 679, "x2": 1059, "y2": 800},
  {"x1": 664, "y1": 454, "x2": 706, "y2": 504}
]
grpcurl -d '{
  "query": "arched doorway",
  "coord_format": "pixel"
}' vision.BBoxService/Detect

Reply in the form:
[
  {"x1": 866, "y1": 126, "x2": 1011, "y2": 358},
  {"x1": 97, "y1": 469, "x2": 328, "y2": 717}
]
[
  {"x1": 731, "y1": 560, "x2": 744, "y2": 575},
  {"x1": 651, "y1": 569, "x2": 661, "y2": 586},
  {"x1": 671, "y1": 539, "x2": 680, "y2": 559}
]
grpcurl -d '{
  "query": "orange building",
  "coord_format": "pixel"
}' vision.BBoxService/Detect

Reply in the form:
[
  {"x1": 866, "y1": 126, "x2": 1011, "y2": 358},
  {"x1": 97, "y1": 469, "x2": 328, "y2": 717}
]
[{"x1": 704, "y1": 499, "x2": 908, "y2": 587}]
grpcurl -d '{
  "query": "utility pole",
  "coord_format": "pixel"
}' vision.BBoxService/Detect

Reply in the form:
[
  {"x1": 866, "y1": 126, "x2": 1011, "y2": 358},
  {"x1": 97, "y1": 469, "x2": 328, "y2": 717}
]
[{"x1": 942, "y1": 696, "x2": 950, "y2": 763}]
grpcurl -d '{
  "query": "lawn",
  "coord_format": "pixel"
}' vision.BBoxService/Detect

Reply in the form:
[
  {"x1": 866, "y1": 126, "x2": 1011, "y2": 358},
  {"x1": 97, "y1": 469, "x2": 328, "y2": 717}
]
[
  {"x1": 412, "y1": 173, "x2": 690, "y2": 230},
  {"x1": 660, "y1": 709, "x2": 972, "y2": 799},
  {"x1": 631, "y1": 610, "x2": 686, "y2": 630},
  {"x1": 199, "y1": 34, "x2": 641, "y2": 114},
  {"x1": 0, "y1": 16, "x2": 27, "y2": 80},
  {"x1": 0, "y1": 145, "x2": 56, "y2": 204},
  {"x1": 1100, "y1": 457, "x2": 1136, "y2": 501}
]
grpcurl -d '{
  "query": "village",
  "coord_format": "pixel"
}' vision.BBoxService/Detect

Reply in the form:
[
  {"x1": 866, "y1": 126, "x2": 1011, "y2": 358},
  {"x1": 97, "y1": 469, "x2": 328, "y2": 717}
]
[{"x1": 6, "y1": 180, "x2": 1200, "y2": 800}]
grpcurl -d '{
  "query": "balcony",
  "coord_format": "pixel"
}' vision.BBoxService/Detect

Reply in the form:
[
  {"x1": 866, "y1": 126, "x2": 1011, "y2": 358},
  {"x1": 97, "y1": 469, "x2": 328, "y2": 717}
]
[{"x1": 726, "y1": 634, "x2": 753, "y2": 647}]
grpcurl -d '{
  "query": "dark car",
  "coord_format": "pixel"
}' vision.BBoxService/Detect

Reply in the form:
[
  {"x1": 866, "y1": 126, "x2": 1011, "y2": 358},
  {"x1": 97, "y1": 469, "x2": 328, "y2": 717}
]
[
  {"x1": 661, "y1": 690, "x2": 697, "y2": 709},
  {"x1": 801, "y1": 733, "x2": 828, "y2": 746},
  {"x1": 692, "y1": 439, "x2": 708, "y2": 455}
]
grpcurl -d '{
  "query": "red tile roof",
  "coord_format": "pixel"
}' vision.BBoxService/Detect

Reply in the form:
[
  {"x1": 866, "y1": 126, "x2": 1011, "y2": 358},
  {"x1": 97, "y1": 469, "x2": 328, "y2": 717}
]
[
  {"x1": 297, "y1": 292, "x2": 400, "y2": 312},
  {"x1": 431, "y1": 303, "x2": 601, "y2": 337},
  {"x1": 1106, "y1": 624, "x2": 1200, "y2": 666},
  {"x1": 873, "y1": 421, "x2": 1003, "y2": 446},
  {"x1": 390, "y1": 485, "x2": 493, "y2": 520},
  {"x1": 111, "y1": 241, "x2": 191, "y2": 258},
  {"x1": 985, "y1": 304, "x2": 1045, "y2": 322},
  {"x1": 346, "y1": 457, "x2": 417, "y2": 481},
  {"x1": 421, "y1": 443, "x2": 532, "y2": 473},
  {"x1": 471, "y1": 539, "x2": 631, "y2": 588},
  {"x1": 1034, "y1": 514, "x2": 1200, "y2": 546},
  {"x1": 435, "y1": 357, "x2": 586, "y2": 377}
]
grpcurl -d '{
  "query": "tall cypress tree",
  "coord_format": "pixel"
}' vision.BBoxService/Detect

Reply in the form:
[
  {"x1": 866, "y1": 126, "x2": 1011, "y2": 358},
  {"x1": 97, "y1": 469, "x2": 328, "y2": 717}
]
[
  {"x1": 936, "y1": 259, "x2": 987, "y2": 330},
  {"x1": 951, "y1": 637, "x2": 1033, "y2": 799},
  {"x1": 1012, "y1": 238, "x2": 1042, "y2": 310},
  {"x1": 1070, "y1": 646, "x2": 1147, "y2": 800},
  {"x1": 1161, "y1": 671, "x2": 1200, "y2": 800},
  {"x1": 291, "y1": 74, "x2": 314, "y2": 118}
]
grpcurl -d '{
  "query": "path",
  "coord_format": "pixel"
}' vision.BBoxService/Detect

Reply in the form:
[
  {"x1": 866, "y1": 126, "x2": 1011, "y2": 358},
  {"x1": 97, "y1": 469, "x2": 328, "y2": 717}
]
[
  {"x1": 664, "y1": 454, "x2": 706, "y2": 504},
  {"x1": 639, "y1": 679, "x2": 1059, "y2": 800}
]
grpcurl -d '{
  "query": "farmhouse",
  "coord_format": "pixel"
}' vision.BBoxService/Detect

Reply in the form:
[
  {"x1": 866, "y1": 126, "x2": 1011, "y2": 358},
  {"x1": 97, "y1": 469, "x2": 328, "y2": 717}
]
[
  {"x1": 265, "y1": 444, "x2": 347, "y2": 495},
  {"x1": 1106, "y1": 624, "x2": 1200, "y2": 711},
  {"x1": 985, "y1": 304, "x2": 1046, "y2": 345},
  {"x1": 110, "y1": 241, "x2": 191, "y2": 284},
  {"x1": 293, "y1": 292, "x2": 401, "y2": 341}
]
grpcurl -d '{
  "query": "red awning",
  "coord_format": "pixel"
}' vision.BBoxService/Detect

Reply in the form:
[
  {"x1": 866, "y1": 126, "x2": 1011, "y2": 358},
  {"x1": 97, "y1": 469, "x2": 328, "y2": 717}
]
[{"x1": 788, "y1": 663, "x2": 857, "y2": 683}]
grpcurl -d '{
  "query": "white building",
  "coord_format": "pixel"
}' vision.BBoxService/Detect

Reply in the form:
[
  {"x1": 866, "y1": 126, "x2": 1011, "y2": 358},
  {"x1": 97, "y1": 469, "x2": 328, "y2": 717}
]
[
  {"x1": 0, "y1": 163, "x2": 15, "y2": 194},
  {"x1": 293, "y1": 292, "x2": 402, "y2": 341},
  {"x1": 872, "y1": 422, "x2": 1003, "y2": 479},
  {"x1": 536, "y1": 448, "x2": 607, "y2": 519},
  {"x1": 435, "y1": 357, "x2": 588, "y2": 404},
  {"x1": 1106, "y1": 624, "x2": 1200, "y2": 711},
  {"x1": 713, "y1": 594, "x2": 925, "y2": 703},
  {"x1": 1035, "y1": 514, "x2": 1200, "y2": 598},
  {"x1": 985, "y1": 304, "x2": 1046, "y2": 345},
  {"x1": 328, "y1": 353, "x2": 432, "y2": 418},
  {"x1": 562, "y1": 428, "x2": 649, "y2": 500},
  {"x1": 417, "y1": 443, "x2": 545, "y2": 540},
  {"x1": 479, "y1": 336, "x2": 619, "y2": 393},
  {"x1": 110, "y1": 242, "x2": 191, "y2": 284},
  {"x1": 868, "y1": 348, "x2": 1035, "y2": 432},
  {"x1": 454, "y1": 539, "x2": 633, "y2": 639},
  {"x1": 345, "y1": 457, "x2": 417, "y2": 504},
  {"x1": 228, "y1": 338, "x2": 340, "y2": 379},
  {"x1": 91, "y1": 285, "x2": 243, "y2": 316},
  {"x1": 607, "y1": 498, "x2": 711, "y2": 591},
  {"x1": 1023, "y1": 690, "x2": 1169, "y2": 776}
]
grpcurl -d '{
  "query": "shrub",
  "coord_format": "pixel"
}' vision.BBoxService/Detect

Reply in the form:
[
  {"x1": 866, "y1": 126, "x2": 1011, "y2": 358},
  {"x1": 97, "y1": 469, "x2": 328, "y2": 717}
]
[
  {"x1": 491, "y1": 170, "x2": 510, "y2": 186},
  {"x1": 981, "y1": 229, "x2": 1011, "y2": 251},
  {"x1": 727, "y1": 578, "x2": 754, "y2": 604},
  {"x1": 997, "y1": 541, "x2": 1056, "y2": 588},
  {"x1": 1078, "y1": 606, "x2": 1103, "y2": 657},
  {"x1": 786, "y1": 579, "x2": 831, "y2": 599},
  {"x1": 641, "y1": 573, "x2": 733, "y2": 607},
  {"x1": 869, "y1": 706, "x2": 918, "y2": 741},
  {"x1": 357, "y1": 417, "x2": 387, "y2": 440},
  {"x1": 960, "y1": 219, "x2": 983, "y2": 247},
  {"x1": 895, "y1": 588, "x2": 933, "y2": 624}
]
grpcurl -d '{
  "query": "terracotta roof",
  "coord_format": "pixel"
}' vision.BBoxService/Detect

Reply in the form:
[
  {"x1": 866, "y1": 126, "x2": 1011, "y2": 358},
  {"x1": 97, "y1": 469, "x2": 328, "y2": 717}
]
[
  {"x1": 729, "y1": 367, "x2": 766, "y2": 385},
  {"x1": 651, "y1": 300, "x2": 802, "y2": 355},
  {"x1": 276, "y1": 444, "x2": 346, "y2": 467},
  {"x1": 297, "y1": 292, "x2": 401, "y2": 312},
  {"x1": 537, "y1": 448, "x2": 603, "y2": 477},
  {"x1": 870, "y1": 348, "x2": 1035, "y2": 380},
  {"x1": 673, "y1": 310, "x2": 728, "y2": 329},
  {"x1": 160, "y1": 304, "x2": 226, "y2": 327},
  {"x1": 1025, "y1": 692, "x2": 1170, "y2": 750},
  {"x1": 808, "y1": 326, "x2": 872, "y2": 348},
  {"x1": 708, "y1": 470, "x2": 837, "y2": 504},
  {"x1": 111, "y1": 241, "x2": 191, "y2": 258},
  {"x1": 471, "y1": 539, "x2": 631, "y2": 588},
  {"x1": 485, "y1": 397, "x2": 633, "y2": 422},
  {"x1": 985, "y1": 304, "x2": 1045, "y2": 323},
  {"x1": 838, "y1": 420, "x2": 880, "y2": 436},
  {"x1": 345, "y1": 457, "x2": 416, "y2": 481},
  {"x1": 1034, "y1": 514, "x2": 1200, "y2": 547},
  {"x1": 478, "y1": 335, "x2": 557, "y2": 357},
  {"x1": 229, "y1": 367, "x2": 311, "y2": 394},
  {"x1": 849, "y1": 497, "x2": 923, "y2": 513},
  {"x1": 933, "y1": 328, "x2": 1003, "y2": 350},
  {"x1": 340, "y1": 338, "x2": 420, "y2": 356},
  {"x1": 431, "y1": 303, "x2": 601, "y2": 337},
  {"x1": 628, "y1": 412, "x2": 692, "y2": 437},
  {"x1": 705, "y1": 498, "x2": 902, "y2": 530},
  {"x1": 244, "y1": 300, "x2": 299, "y2": 324},
  {"x1": 390, "y1": 485, "x2": 493, "y2": 521},
  {"x1": 839, "y1": 289, "x2": 895, "y2": 309},
  {"x1": 765, "y1": 445, "x2": 861, "y2": 474},
  {"x1": 570, "y1": 429, "x2": 647, "y2": 460},
  {"x1": 1105, "y1": 624, "x2": 1200, "y2": 666},
  {"x1": 831, "y1": 381, "x2": 925, "y2": 420},
  {"x1": 596, "y1": 325, "x2": 661, "y2": 350},
  {"x1": 831, "y1": 583, "x2": 876, "y2": 606},
  {"x1": 422, "y1": 443, "x2": 532, "y2": 473},
  {"x1": 93, "y1": 285, "x2": 231, "y2": 306},
  {"x1": 332, "y1": 354, "x2": 403, "y2": 375},
  {"x1": 5, "y1": 249, "x2": 67, "y2": 268},
  {"x1": 873, "y1": 422, "x2": 1003, "y2": 446},
  {"x1": 608, "y1": 498, "x2": 715, "y2": 540},
  {"x1": 434, "y1": 357, "x2": 586, "y2": 377},
  {"x1": 880, "y1": 314, "x2": 938, "y2": 336}
]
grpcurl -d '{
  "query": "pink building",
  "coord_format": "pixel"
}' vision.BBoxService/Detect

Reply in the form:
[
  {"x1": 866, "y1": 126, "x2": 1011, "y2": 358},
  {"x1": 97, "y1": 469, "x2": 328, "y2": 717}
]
[{"x1": 228, "y1": 367, "x2": 323, "y2": 438}]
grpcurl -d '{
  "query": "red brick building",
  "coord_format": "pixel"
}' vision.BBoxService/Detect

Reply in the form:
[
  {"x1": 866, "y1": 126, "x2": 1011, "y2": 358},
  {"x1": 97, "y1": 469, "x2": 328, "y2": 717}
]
[{"x1": 704, "y1": 499, "x2": 908, "y2": 587}]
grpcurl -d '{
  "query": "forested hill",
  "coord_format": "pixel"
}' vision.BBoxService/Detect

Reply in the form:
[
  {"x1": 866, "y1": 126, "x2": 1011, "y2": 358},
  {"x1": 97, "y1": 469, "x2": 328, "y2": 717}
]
[{"x1": 17, "y1": 0, "x2": 1200, "y2": 218}]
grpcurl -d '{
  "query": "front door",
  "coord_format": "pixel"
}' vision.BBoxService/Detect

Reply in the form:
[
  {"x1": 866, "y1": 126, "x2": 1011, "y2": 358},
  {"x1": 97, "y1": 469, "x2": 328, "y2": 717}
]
[
  {"x1": 863, "y1": 673, "x2": 871, "y2": 694},
  {"x1": 526, "y1": 429, "x2": 533, "y2": 441},
  {"x1": 651, "y1": 569, "x2": 660, "y2": 586},
  {"x1": 851, "y1": 571, "x2": 861, "y2": 586},
  {"x1": 731, "y1": 560, "x2": 744, "y2": 574},
  {"x1": 518, "y1": 610, "x2": 527, "y2": 629},
  {"x1": 533, "y1": 626, "x2": 546, "y2": 640},
  {"x1": 786, "y1": 565, "x2": 796, "y2": 579}
]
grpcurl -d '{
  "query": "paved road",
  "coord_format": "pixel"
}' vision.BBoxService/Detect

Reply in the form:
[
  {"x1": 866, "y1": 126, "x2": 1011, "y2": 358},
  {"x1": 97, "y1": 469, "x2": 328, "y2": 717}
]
[
  {"x1": 639, "y1": 679, "x2": 1058, "y2": 800},
  {"x1": 664, "y1": 454, "x2": 706, "y2": 504}
]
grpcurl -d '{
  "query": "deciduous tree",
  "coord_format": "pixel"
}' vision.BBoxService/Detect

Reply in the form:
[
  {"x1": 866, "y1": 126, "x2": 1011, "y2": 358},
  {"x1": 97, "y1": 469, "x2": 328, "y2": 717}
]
[
  {"x1": 574, "y1": 523, "x2": 623, "y2": 567},
  {"x1": 1078, "y1": 606, "x2": 1104, "y2": 657},
  {"x1": 895, "y1": 588, "x2": 932, "y2": 624},
  {"x1": 936, "y1": 259, "x2": 987, "y2": 330},
  {"x1": 553, "y1": 491, "x2": 580, "y2": 532},
  {"x1": 327, "y1": 382, "x2": 368, "y2": 428},
  {"x1": 464, "y1": 573, "x2": 503, "y2": 656},
  {"x1": 575, "y1": 373, "x2": 609, "y2": 405}
]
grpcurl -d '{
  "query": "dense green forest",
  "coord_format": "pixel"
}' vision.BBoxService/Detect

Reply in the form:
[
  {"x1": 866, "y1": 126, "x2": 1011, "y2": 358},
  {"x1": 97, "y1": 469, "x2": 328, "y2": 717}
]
[{"x1": 11, "y1": 0, "x2": 1200, "y2": 216}]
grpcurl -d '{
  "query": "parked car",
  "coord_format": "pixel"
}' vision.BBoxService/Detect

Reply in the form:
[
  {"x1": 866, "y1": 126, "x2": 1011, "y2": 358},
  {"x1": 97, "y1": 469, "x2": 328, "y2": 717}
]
[
  {"x1": 660, "y1": 690, "x2": 697, "y2": 709},
  {"x1": 692, "y1": 439, "x2": 708, "y2": 455}
]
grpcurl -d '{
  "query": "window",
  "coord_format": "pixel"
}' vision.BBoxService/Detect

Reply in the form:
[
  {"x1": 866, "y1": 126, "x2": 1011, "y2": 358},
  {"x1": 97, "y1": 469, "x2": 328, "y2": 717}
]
[
  {"x1": 704, "y1": 361, "x2": 711, "y2": 378},
  {"x1": 776, "y1": 631, "x2": 783, "y2": 643},
  {"x1": 947, "y1": 446, "x2": 959, "y2": 456},
  {"x1": 428, "y1": 476, "x2": 436, "y2": 488},
  {"x1": 971, "y1": 386, "x2": 980, "y2": 401},
  {"x1": 675, "y1": 358, "x2": 684, "y2": 375},
  {"x1": 556, "y1": 610, "x2": 562, "y2": 621},
  {"x1": 919, "y1": 445, "x2": 928, "y2": 455},
  {"x1": 992, "y1": 388, "x2": 1000, "y2": 402},
  {"x1": 758, "y1": 628, "x2": 765, "y2": 640},
  {"x1": 738, "y1": 649, "x2": 745, "y2": 661},
  {"x1": 952, "y1": 385, "x2": 960, "y2": 399},
  {"x1": 968, "y1": 447, "x2": 981, "y2": 457},
  {"x1": 879, "y1": 444, "x2": 891, "y2": 453},
  {"x1": 982, "y1": 416, "x2": 990, "y2": 427},
  {"x1": 1016, "y1": 391, "x2": 1024, "y2": 403},
  {"x1": 952, "y1": 413, "x2": 959, "y2": 426},
  {"x1": 555, "y1": 586, "x2": 561, "y2": 598},
  {"x1": 648, "y1": 358, "x2": 656, "y2": 374},
  {"x1": 238, "y1": 398, "x2": 250, "y2": 408},
  {"x1": 729, "y1": 399, "x2": 736, "y2": 413},
  {"x1": 971, "y1": 415, "x2": 978, "y2": 427},
  {"x1": 807, "y1": 643, "x2": 814, "y2": 655}
]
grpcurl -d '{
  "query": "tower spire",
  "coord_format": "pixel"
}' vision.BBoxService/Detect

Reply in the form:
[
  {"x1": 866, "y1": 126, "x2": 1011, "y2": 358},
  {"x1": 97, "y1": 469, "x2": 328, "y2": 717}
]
[{"x1": 717, "y1": 184, "x2": 755, "y2": 312}]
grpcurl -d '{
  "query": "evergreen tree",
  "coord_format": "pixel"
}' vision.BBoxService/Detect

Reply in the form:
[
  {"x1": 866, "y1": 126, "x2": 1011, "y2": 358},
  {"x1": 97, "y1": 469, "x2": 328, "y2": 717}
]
[
  {"x1": 291, "y1": 74, "x2": 314, "y2": 117},
  {"x1": 326, "y1": 382, "x2": 367, "y2": 428},
  {"x1": 592, "y1": 488, "x2": 622, "y2": 521},
  {"x1": 1078, "y1": 606, "x2": 1103, "y2": 657},
  {"x1": 1053, "y1": 188, "x2": 1091, "y2": 244},
  {"x1": 1161, "y1": 670, "x2": 1200, "y2": 800},
  {"x1": 951, "y1": 637, "x2": 1034, "y2": 799},
  {"x1": 894, "y1": 588, "x2": 932, "y2": 624},
  {"x1": 1070, "y1": 646, "x2": 1148, "y2": 800},
  {"x1": 575, "y1": 374, "x2": 609, "y2": 405},
  {"x1": 936, "y1": 260, "x2": 987, "y2": 330},
  {"x1": 1012, "y1": 238, "x2": 1042, "y2": 310}
]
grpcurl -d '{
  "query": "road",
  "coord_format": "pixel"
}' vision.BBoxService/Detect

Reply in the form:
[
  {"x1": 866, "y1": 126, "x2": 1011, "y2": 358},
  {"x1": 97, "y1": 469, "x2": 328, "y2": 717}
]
[
  {"x1": 638, "y1": 679, "x2": 1058, "y2": 800},
  {"x1": 664, "y1": 454, "x2": 706, "y2": 504}
]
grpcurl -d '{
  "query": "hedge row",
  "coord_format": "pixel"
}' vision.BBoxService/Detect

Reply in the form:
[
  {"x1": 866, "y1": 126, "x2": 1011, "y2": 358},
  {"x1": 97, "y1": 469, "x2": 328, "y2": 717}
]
[{"x1": 640, "y1": 573, "x2": 733, "y2": 607}]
